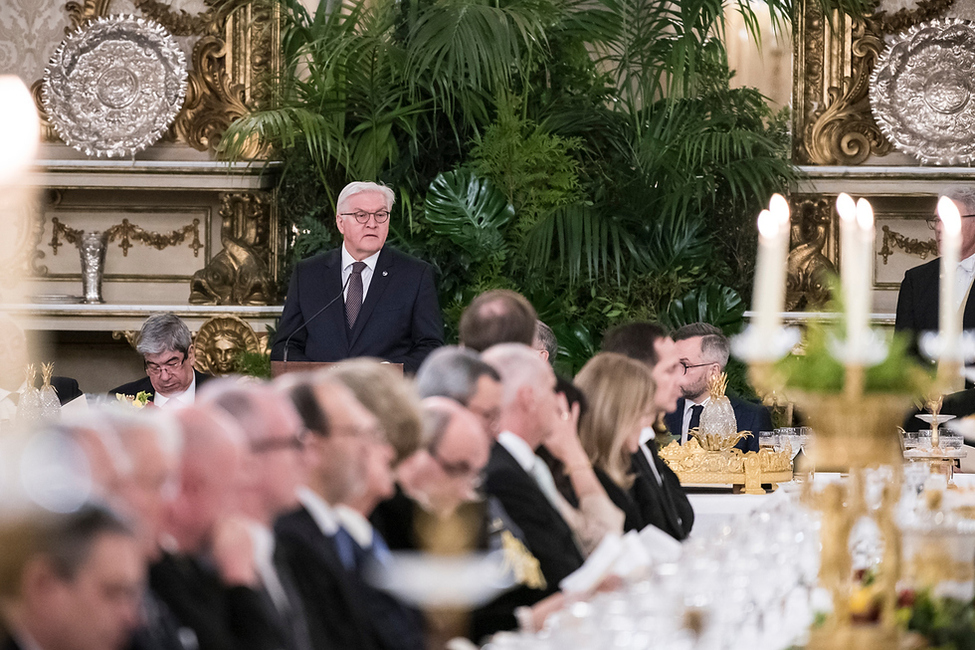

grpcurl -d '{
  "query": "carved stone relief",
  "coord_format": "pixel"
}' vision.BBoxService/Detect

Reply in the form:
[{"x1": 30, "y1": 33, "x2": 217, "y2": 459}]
[
  {"x1": 193, "y1": 314, "x2": 263, "y2": 375},
  {"x1": 189, "y1": 191, "x2": 275, "y2": 305},
  {"x1": 794, "y1": 0, "x2": 955, "y2": 165},
  {"x1": 786, "y1": 197, "x2": 837, "y2": 310}
]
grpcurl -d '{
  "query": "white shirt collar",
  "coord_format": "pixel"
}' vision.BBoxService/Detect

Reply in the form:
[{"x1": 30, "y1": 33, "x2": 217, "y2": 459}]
[
  {"x1": 334, "y1": 505, "x2": 374, "y2": 547},
  {"x1": 297, "y1": 486, "x2": 340, "y2": 536},
  {"x1": 341, "y1": 243, "x2": 381, "y2": 271},
  {"x1": 961, "y1": 252, "x2": 975, "y2": 274},
  {"x1": 153, "y1": 373, "x2": 196, "y2": 407},
  {"x1": 639, "y1": 426, "x2": 656, "y2": 445},
  {"x1": 497, "y1": 430, "x2": 537, "y2": 473}
]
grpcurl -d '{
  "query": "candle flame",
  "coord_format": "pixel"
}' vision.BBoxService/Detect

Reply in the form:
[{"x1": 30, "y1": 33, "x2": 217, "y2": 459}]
[
  {"x1": 939, "y1": 196, "x2": 962, "y2": 234},
  {"x1": 855, "y1": 197, "x2": 874, "y2": 229},
  {"x1": 768, "y1": 193, "x2": 790, "y2": 225},
  {"x1": 836, "y1": 192, "x2": 856, "y2": 222},
  {"x1": 757, "y1": 209, "x2": 779, "y2": 238},
  {"x1": 0, "y1": 76, "x2": 39, "y2": 183}
]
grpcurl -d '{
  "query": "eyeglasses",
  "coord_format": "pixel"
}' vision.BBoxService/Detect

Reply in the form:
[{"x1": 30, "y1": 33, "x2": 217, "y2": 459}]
[
  {"x1": 926, "y1": 214, "x2": 975, "y2": 230},
  {"x1": 432, "y1": 453, "x2": 483, "y2": 488},
  {"x1": 340, "y1": 210, "x2": 390, "y2": 224},
  {"x1": 251, "y1": 429, "x2": 308, "y2": 453},
  {"x1": 679, "y1": 360, "x2": 712, "y2": 375},
  {"x1": 331, "y1": 424, "x2": 386, "y2": 444},
  {"x1": 145, "y1": 354, "x2": 186, "y2": 376}
]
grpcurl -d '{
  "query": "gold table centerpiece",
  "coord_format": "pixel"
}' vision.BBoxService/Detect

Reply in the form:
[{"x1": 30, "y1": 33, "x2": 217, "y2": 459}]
[{"x1": 659, "y1": 374, "x2": 793, "y2": 494}]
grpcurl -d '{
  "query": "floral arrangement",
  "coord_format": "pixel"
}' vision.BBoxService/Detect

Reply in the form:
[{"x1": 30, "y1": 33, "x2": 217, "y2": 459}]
[{"x1": 116, "y1": 391, "x2": 152, "y2": 408}]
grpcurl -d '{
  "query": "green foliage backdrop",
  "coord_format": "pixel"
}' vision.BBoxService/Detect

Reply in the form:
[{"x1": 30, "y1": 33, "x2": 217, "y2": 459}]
[{"x1": 223, "y1": 0, "x2": 798, "y2": 373}]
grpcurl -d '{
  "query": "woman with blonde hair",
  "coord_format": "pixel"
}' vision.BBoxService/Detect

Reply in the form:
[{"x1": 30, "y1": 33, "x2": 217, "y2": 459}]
[{"x1": 574, "y1": 352, "x2": 657, "y2": 531}]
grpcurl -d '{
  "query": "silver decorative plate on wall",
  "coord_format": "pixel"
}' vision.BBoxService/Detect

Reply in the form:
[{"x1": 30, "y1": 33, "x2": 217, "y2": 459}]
[
  {"x1": 871, "y1": 18, "x2": 975, "y2": 165},
  {"x1": 41, "y1": 15, "x2": 187, "y2": 159}
]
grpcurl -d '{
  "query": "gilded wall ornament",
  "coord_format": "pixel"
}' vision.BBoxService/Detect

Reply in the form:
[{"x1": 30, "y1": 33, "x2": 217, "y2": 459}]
[
  {"x1": 878, "y1": 224, "x2": 937, "y2": 263},
  {"x1": 64, "y1": 0, "x2": 113, "y2": 30},
  {"x1": 193, "y1": 314, "x2": 262, "y2": 375},
  {"x1": 131, "y1": 0, "x2": 212, "y2": 36},
  {"x1": 189, "y1": 192, "x2": 275, "y2": 305},
  {"x1": 794, "y1": 0, "x2": 955, "y2": 166},
  {"x1": 786, "y1": 197, "x2": 836, "y2": 311},
  {"x1": 49, "y1": 217, "x2": 203, "y2": 257}
]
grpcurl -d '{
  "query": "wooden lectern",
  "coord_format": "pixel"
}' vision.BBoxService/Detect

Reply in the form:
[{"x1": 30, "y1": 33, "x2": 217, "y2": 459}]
[{"x1": 271, "y1": 360, "x2": 404, "y2": 378}]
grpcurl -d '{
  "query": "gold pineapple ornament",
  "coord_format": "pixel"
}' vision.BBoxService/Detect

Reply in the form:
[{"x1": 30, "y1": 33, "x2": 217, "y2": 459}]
[
  {"x1": 16, "y1": 364, "x2": 42, "y2": 425},
  {"x1": 692, "y1": 373, "x2": 750, "y2": 451},
  {"x1": 39, "y1": 363, "x2": 62, "y2": 419}
]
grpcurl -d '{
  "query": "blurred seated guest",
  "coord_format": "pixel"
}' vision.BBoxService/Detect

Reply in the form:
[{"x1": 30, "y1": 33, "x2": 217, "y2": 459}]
[
  {"x1": 110, "y1": 314, "x2": 212, "y2": 408},
  {"x1": 0, "y1": 504, "x2": 143, "y2": 650},
  {"x1": 415, "y1": 346, "x2": 503, "y2": 438},
  {"x1": 532, "y1": 320, "x2": 557, "y2": 366},
  {"x1": 459, "y1": 290, "x2": 537, "y2": 352},
  {"x1": 575, "y1": 353, "x2": 658, "y2": 532},
  {"x1": 479, "y1": 344, "x2": 589, "y2": 591},
  {"x1": 150, "y1": 405, "x2": 287, "y2": 650},
  {"x1": 274, "y1": 378, "x2": 398, "y2": 650},
  {"x1": 601, "y1": 322, "x2": 693, "y2": 540},
  {"x1": 56, "y1": 414, "x2": 126, "y2": 503},
  {"x1": 97, "y1": 409, "x2": 189, "y2": 650},
  {"x1": 372, "y1": 397, "x2": 538, "y2": 643},
  {"x1": 663, "y1": 323, "x2": 769, "y2": 453},
  {"x1": 0, "y1": 314, "x2": 84, "y2": 422},
  {"x1": 202, "y1": 383, "x2": 313, "y2": 650}
]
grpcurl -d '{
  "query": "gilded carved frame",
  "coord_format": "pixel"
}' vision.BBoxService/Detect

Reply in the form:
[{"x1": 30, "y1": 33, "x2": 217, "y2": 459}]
[{"x1": 793, "y1": 0, "x2": 955, "y2": 166}]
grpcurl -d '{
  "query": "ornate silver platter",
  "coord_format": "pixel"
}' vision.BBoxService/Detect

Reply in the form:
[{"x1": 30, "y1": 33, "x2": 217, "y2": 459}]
[
  {"x1": 42, "y1": 15, "x2": 187, "y2": 158},
  {"x1": 870, "y1": 18, "x2": 975, "y2": 165}
]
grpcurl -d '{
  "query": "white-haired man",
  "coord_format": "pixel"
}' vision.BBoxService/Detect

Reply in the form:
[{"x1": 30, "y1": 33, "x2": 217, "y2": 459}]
[
  {"x1": 896, "y1": 187, "x2": 975, "y2": 359},
  {"x1": 272, "y1": 181, "x2": 443, "y2": 373}
]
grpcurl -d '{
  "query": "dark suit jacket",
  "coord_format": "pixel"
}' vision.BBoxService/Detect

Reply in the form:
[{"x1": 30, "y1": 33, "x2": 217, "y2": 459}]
[
  {"x1": 593, "y1": 466, "x2": 644, "y2": 533},
  {"x1": 274, "y1": 507, "x2": 383, "y2": 650},
  {"x1": 630, "y1": 446, "x2": 694, "y2": 541},
  {"x1": 109, "y1": 370, "x2": 213, "y2": 401},
  {"x1": 271, "y1": 247, "x2": 444, "y2": 373},
  {"x1": 664, "y1": 395, "x2": 770, "y2": 453},
  {"x1": 895, "y1": 257, "x2": 975, "y2": 340},
  {"x1": 149, "y1": 552, "x2": 286, "y2": 650},
  {"x1": 483, "y1": 442, "x2": 584, "y2": 595}
]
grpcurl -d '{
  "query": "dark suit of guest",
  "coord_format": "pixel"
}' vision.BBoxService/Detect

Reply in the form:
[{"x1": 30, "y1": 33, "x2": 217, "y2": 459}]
[
  {"x1": 109, "y1": 370, "x2": 213, "y2": 401},
  {"x1": 47, "y1": 376, "x2": 84, "y2": 404},
  {"x1": 271, "y1": 247, "x2": 443, "y2": 373},
  {"x1": 630, "y1": 445, "x2": 694, "y2": 541},
  {"x1": 483, "y1": 443, "x2": 584, "y2": 596},
  {"x1": 371, "y1": 487, "x2": 544, "y2": 642},
  {"x1": 149, "y1": 552, "x2": 286, "y2": 650},
  {"x1": 896, "y1": 257, "x2": 975, "y2": 348},
  {"x1": 592, "y1": 466, "x2": 644, "y2": 533},
  {"x1": 664, "y1": 395, "x2": 770, "y2": 453},
  {"x1": 275, "y1": 507, "x2": 385, "y2": 650}
]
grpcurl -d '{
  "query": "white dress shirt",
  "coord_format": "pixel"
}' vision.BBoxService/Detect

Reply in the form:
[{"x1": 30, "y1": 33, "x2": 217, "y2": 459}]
[
  {"x1": 153, "y1": 374, "x2": 196, "y2": 408},
  {"x1": 957, "y1": 252, "x2": 975, "y2": 311},
  {"x1": 297, "y1": 486, "x2": 340, "y2": 536},
  {"x1": 681, "y1": 396, "x2": 710, "y2": 442},
  {"x1": 638, "y1": 427, "x2": 663, "y2": 486},
  {"x1": 341, "y1": 245, "x2": 381, "y2": 303}
]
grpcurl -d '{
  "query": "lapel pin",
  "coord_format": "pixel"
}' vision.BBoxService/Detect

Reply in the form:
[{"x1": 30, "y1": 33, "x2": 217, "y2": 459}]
[{"x1": 382, "y1": 271, "x2": 388, "y2": 277}]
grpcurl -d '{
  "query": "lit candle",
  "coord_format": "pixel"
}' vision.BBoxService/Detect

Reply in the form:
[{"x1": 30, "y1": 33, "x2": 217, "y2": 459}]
[
  {"x1": 0, "y1": 76, "x2": 39, "y2": 187},
  {"x1": 939, "y1": 195, "x2": 962, "y2": 361},
  {"x1": 837, "y1": 193, "x2": 857, "y2": 332},
  {"x1": 752, "y1": 194, "x2": 791, "y2": 344},
  {"x1": 848, "y1": 198, "x2": 874, "y2": 353}
]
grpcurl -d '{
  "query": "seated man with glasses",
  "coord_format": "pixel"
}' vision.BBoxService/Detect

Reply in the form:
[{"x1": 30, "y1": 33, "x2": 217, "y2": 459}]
[
  {"x1": 662, "y1": 322, "x2": 769, "y2": 453},
  {"x1": 110, "y1": 312, "x2": 212, "y2": 407},
  {"x1": 271, "y1": 181, "x2": 444, "y2": 374},
  {"x1": 896, "y1": 188, "x2": 975, "y2": 371}
]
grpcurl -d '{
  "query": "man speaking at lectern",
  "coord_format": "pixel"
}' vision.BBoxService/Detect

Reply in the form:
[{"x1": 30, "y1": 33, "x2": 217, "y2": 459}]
[{"x1": 271, "y1": 182, "x2": 444, "y2": 373}]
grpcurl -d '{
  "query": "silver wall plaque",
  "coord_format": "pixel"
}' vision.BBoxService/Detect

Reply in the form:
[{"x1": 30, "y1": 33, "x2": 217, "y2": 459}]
[
  {"x1": 41, "y1": 15, "x2": 188, "y2": 158},
  {"x1": 871, "y1": 18, "x2": 975, "y2": 165}
]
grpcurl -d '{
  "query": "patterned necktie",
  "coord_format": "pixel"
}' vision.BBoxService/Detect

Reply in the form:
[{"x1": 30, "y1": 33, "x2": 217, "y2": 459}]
[{"x1": 346, "y1": 261, "x2": 367, "y2": 329}]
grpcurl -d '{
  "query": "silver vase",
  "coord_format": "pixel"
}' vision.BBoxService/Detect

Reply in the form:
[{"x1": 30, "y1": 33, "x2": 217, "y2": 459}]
[{"x1": 79, "y1": 230, "x2": 110, "y2": 304}]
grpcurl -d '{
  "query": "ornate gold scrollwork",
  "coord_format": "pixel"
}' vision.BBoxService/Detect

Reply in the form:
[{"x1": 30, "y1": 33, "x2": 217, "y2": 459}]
[
  {"x1": 132, "y1": 0, "x2": 213, "y2": 36},
  {"x1": 803, "y1": 14, "x2": 891, "y2": 165},
  {"x1": 796, "y1": 0, "x2": 955, "y2": 166},
  {"x1": 786, "y1": 197, "x2": 836, "y2": 311},
  {"x1": 49, "y1": 218, "x2": 203, "y2": 257},
  {"x1": 878, "y1": 224, "x2": 937, "y2": 264},
  {"x1": 193, "y1": 314, "x2": 263, "y2": 375},
  {"x1": 189, "y1": 192, "x2": 275, "y2": 305},
  {"x1": 173, "y1": 0, "x2": 278, "y2": 153},
  {"x1": 112, "y1": 330, "x2": 139, "y2": 349},
  {"x1": 64, "y1": 0, "x2": 113, "y2": 30}
]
